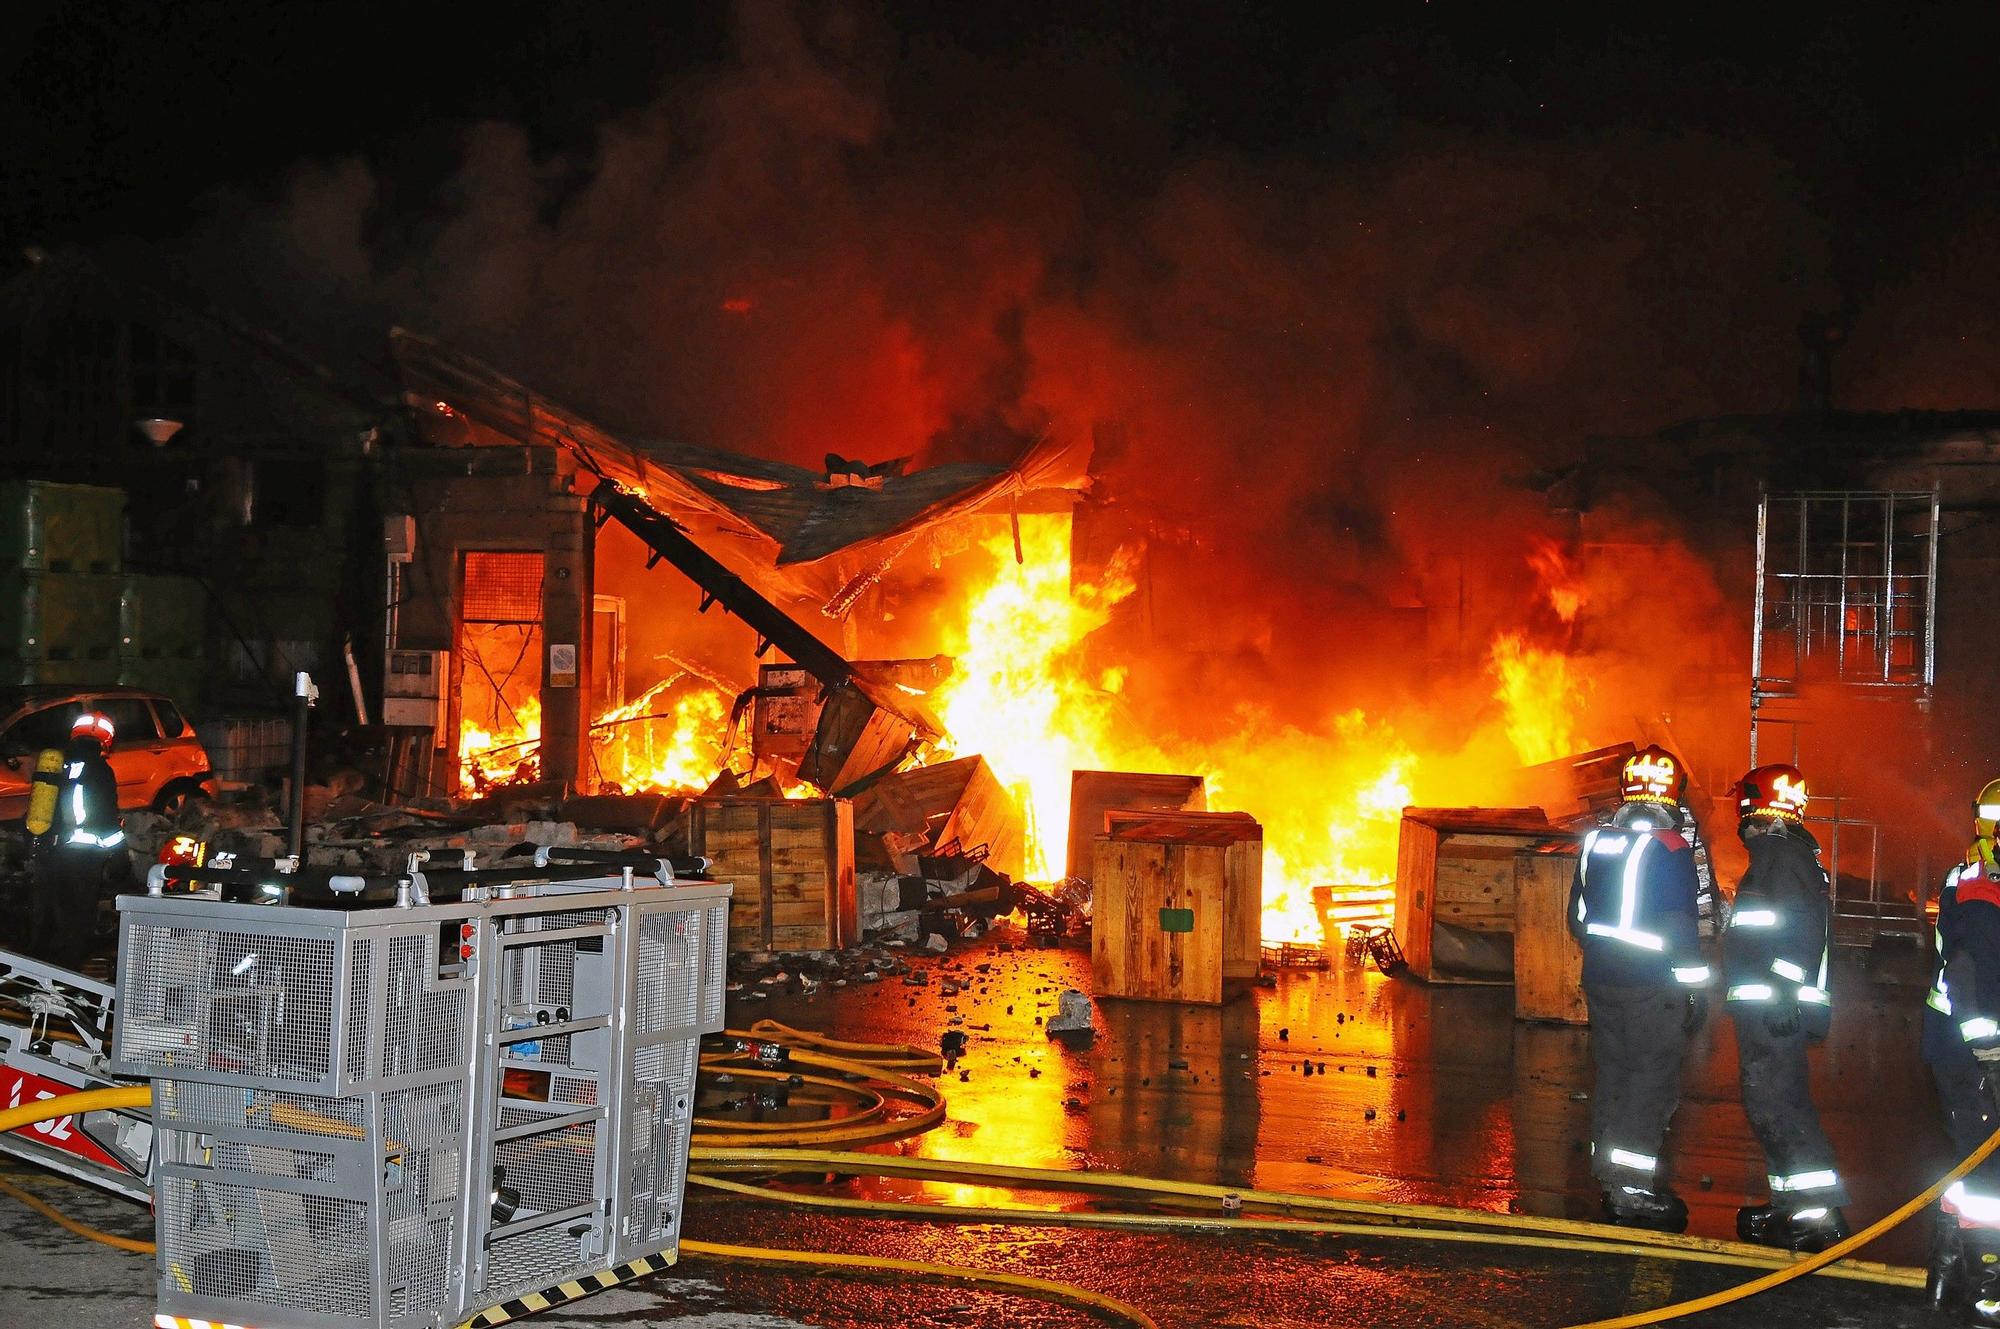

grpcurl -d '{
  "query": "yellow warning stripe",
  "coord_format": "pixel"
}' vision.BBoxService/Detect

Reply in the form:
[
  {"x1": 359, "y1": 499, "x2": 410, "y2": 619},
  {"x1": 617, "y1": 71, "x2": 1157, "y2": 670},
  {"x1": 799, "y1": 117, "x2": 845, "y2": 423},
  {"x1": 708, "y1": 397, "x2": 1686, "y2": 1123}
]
[{"x1": 456, "y1": 1249, "x2": 675, "y2": 1328}]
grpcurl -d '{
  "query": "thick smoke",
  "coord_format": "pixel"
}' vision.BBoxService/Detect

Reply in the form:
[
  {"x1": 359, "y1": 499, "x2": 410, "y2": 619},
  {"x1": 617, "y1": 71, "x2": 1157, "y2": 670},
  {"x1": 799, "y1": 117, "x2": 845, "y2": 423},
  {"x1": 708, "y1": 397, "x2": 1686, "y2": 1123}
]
[{"x1": 179, "y1": 1, "x2": 1892, "y2": 838}]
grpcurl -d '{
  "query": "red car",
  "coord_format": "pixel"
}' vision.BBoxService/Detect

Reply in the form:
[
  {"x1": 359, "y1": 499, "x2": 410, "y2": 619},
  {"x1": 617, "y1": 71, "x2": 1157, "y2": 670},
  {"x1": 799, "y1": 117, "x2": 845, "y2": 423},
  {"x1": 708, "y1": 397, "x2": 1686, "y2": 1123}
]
[{"x1": 0, "y1": 686, "x2": 214, "y2": 819}]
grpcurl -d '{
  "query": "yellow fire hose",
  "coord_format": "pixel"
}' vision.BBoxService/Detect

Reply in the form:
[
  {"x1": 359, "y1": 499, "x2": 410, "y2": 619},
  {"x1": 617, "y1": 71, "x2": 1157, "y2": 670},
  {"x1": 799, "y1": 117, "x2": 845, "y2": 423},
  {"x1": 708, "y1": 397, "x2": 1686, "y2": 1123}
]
[
  {"x1": 687, "y1": 1143, "x2": 1922, "y2": 1278},
  {"x1": 0, "y1": 1082, "x2": 1148, "y2": 1326},
  {"x1": 1557, "y1": 1118, "x2": 2000, "y2": 1329},
  {"x1": 4, "y1": 1055, "x2": 1994, "y2": 1326},
  {"x1": 695, "y1": 1042, "x2": 947, "y2": 1147},
  {"x1": 685, "y1": 1172, "x2": 1921, "y2": 1287},
  {"x1": 0, "y1": 1083, "x2": 150, "y2": 1133},
  {"x1": 0, "y1": 1175, "x2": 154, "y2": 1254}
]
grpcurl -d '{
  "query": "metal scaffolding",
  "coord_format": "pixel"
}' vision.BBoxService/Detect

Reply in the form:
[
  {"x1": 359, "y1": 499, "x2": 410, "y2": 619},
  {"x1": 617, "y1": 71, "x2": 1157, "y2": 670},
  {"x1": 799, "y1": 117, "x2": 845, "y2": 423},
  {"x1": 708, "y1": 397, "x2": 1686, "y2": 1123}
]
[{"x1": 1750, "y1": 486, "x2": 1940, "y2": 936}]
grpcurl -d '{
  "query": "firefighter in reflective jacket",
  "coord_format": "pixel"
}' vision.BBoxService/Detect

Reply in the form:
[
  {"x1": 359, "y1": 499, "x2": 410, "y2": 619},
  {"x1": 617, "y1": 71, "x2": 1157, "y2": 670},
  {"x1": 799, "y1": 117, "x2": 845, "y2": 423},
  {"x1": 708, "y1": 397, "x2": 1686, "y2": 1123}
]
[
  {"x1": 26, "y1": 712, "x2": 124, "y2": 967},
  {"x1": 1567, "y1": 745, "x2": 1709, "y2": 1231},
  {"x1": 1722, "y1": 763, "x2": 1849, "y2": 1252},
  {"x1": 1920, "y1": 778, "x2": 2000, "y2": 1321}
]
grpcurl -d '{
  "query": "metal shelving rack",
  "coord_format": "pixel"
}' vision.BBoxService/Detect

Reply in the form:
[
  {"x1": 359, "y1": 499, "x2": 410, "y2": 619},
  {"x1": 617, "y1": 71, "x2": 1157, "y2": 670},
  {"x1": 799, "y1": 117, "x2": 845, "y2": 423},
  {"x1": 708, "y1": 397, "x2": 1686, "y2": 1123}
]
[{"x1": 1750, "y1": 486, "x2": 1940, "y2": 936}]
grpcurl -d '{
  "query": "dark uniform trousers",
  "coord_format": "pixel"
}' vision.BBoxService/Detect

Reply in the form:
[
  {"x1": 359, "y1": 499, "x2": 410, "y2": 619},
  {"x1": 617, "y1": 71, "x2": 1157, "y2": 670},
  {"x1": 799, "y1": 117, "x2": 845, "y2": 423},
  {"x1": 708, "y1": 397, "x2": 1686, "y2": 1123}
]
[
  {"x1": 1734, "y1": 1012, "x2": 1850, "y2": 1205},
  {"x1": 30, "y1": 846, "x2": 109, "y2": 969},
  {"x1": 1586, "y1": 983, "x2": 1691, "y2": 1187},
  {"x1": 1936, "y1": 1052, "x2": 2000, "y2": 1190}
]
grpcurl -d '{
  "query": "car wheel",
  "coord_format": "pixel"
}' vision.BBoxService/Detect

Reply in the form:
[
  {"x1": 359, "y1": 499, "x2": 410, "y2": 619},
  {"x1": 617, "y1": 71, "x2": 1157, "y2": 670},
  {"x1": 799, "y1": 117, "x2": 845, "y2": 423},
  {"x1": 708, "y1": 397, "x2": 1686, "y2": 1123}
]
[{"x1": 154, "y1": 780, "x2": 210, "y2": 815}]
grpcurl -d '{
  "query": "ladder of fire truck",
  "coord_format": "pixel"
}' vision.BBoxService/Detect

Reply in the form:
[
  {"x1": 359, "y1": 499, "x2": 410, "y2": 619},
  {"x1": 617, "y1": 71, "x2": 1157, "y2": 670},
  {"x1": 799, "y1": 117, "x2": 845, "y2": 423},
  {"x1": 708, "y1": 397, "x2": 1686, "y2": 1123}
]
[{"x1": 0, "y1": 946, "x2": 153, "y2": 1202}]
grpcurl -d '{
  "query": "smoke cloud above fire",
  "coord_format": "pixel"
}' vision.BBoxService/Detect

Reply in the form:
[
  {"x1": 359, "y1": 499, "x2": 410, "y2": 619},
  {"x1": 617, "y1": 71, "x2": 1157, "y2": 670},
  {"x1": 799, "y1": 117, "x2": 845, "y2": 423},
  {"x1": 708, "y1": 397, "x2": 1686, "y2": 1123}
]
[{"x1": 176, "y1": 0, "x2": 1961, "y2": 896}]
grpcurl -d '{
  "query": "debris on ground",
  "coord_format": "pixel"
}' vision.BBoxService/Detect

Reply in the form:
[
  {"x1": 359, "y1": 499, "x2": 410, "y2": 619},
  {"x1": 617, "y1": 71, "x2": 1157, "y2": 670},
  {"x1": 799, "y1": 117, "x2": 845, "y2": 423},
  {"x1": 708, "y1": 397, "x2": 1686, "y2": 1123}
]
[{"x1": 1044, "y1": 987, "x2": 1095, "y2": 1046}]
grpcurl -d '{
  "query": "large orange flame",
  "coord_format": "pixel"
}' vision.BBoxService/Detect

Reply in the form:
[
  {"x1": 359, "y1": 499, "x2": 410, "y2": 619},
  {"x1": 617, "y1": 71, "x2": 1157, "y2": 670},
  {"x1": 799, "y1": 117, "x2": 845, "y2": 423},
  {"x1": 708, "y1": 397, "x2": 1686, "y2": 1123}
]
[
  {"x1": 457, "y1": 519, "x2": 1598, "y2": 949},
  {"x1": 1487, "y1": 633, "x2": 1589, "y2": 766},
  {"x1": 458, "y1": 679, "x2": 736, "y2": 795},
  {"x1": 932, "y1": 517, "x2": 1455, "y2": 942}
]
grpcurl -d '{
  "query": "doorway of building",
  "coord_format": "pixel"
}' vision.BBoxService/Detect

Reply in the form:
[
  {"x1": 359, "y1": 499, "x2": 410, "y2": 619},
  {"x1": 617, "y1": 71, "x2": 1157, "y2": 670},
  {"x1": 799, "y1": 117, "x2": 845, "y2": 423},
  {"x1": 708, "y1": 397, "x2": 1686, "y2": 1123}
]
[{"x1": 457, "y1": 550, "x2": 545, "y2": 795}]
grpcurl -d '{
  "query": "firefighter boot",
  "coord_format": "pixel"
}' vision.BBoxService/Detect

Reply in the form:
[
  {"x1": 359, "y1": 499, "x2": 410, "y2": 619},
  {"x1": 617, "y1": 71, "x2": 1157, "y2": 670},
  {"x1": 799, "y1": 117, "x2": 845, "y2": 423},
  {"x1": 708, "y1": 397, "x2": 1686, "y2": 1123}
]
[
  {"x1": 1605, "y1": 1186, "x2": 1689, "y2": 1234},
  {"x1": 1781, "y1": 1205, "x2": 1851, "y2": 1254},
  {"x1": 1964, "y1": 1227, "x2": 2000, "y2": 1325},
  {"x1": 1735, "y1": 1201, "x2": 1783, "y2": 1245},
  {"x1": 1930, "y1": 1211, "x2": 1964, "y2": 1313}
]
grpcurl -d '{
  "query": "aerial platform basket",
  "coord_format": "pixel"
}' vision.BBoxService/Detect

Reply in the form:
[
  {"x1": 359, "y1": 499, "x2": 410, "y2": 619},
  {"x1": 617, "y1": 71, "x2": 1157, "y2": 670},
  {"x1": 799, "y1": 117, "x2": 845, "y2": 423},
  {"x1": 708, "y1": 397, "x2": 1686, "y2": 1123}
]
[{"x1": 111, "y1": 870, "x2": 730, "y2": 1329}]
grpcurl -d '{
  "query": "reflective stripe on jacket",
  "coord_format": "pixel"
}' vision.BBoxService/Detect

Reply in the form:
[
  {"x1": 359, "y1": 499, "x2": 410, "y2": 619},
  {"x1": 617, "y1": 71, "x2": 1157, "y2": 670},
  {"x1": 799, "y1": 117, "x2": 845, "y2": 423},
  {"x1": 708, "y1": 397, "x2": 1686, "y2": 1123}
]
[
  {"x1": 1567, "y1": 823, "x2": 1704, "y2": 988},
  {"x1": 1722, "y1": 823, "x2": 1831, "y2": 1030}
]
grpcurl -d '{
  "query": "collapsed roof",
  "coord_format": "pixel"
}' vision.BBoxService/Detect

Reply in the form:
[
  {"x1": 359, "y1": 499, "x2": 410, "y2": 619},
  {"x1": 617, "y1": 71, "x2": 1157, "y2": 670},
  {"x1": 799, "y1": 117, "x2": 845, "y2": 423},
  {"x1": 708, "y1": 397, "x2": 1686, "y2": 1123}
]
[{"x1": 389, "y1": 329, "x2": 1089, "y2": 615}]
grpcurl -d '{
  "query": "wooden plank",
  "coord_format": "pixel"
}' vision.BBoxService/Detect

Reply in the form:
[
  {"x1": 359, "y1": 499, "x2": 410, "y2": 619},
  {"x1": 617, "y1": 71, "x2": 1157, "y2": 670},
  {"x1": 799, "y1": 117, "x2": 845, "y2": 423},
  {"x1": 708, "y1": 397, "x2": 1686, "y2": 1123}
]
[
  {"x1": 1103, "y1": 809, "x2": 1259, "y2": 845},
  {"x1": 1513, "y1": 847, "x2": 1587, "y2": 1024},
  {"x1": 1179, "y1": 844, "x2": 1226, "y2": 1003},
  {"x1": 757, "y1": 803, "x2": 774, "y2": 949},
  {"x1": 1096, "y1": 840, "x2": 1128, "y2": 996},
  {"x1": 934, "y1": 757, "x2": 1024, "y2": 880},
  {"x1": 1068, "y1": 770, "x2": 1206, "y2": 880},
  {"x1": 1222, "y1": 835, "x2": 1262, "y2": 980},
  {"x1": 845, "y1": 755, "x2": 1023, "y2": 880},
  {"x1": 1402, "y1": 807, "x2": 1556, "y2": 835},
  {"x1": 1394, "y1": 818, "x2": 1440, "y2": 980},
  {"x1": 1092, "y1": 835, "x2": 1230, "y2": 1004}
]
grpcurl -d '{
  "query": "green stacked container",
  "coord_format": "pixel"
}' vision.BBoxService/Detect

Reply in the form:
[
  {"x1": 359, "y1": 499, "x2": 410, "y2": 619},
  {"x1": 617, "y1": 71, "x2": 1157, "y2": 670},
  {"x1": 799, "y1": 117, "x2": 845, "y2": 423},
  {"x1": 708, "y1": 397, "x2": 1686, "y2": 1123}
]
[
  {"x1": 118, "y1": 572, "x2": 206, "y2": 700},
  {"x1": 0, "y1": 480, "x2": 124, "y2": 576},
  {"x1": 0, "y1": 481, "x2": 126, "y2": 686}
]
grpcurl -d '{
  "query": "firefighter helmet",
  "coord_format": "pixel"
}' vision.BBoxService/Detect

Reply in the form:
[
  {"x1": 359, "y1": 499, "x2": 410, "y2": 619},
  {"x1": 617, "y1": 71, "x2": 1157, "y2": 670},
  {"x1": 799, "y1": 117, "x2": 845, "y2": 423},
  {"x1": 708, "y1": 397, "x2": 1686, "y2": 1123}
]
[
  {"x1": 1736, "y1": 764, "x2": 1809, "y2": 823},
  {"x1": 69, "y1": 711, "x2": 114, "y2": 752},
  {"x1": 1620, "y1": 745, "x2": 1687, "y2": 804},
  {"x1": 1975, "y1": 778, "x2": 2000, "y2": 839}
]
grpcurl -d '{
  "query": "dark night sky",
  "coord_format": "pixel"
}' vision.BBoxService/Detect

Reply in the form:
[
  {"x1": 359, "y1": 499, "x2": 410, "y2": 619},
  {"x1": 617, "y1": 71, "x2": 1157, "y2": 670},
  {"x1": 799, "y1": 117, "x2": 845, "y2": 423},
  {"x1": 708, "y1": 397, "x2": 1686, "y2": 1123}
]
[
  {"x1": 9, "y1": 0, "x2": 2000, "y2": 464},
  {"x1": 10, "y1": 1, "x2": 2000, "y2": 808},
  {"x1": 7, "y1": 2, "x2": 1998, "y2": 263}
]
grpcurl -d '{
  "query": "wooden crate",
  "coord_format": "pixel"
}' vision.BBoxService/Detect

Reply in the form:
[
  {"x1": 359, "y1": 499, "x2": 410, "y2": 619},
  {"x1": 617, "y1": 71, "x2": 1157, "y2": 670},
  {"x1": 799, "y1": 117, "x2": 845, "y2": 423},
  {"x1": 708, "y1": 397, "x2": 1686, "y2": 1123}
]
[
  {"x1": 1067, "y1": 770, "x2": 1206, "y2": 880},
  {"x1": 1513, "y1": 842, "x2": 1586, "y2": 1024},
  {"x1": 686, "y1": 796, "x2": 857, "y2": 952},
  {"x1": 1393, "y1": 808, "x2": 1562, "y2": 984},
  {"x1": 1092, "y1": 810, "x2": 1261, "y2": 1004},
  {"x1": 849, "y1": 754, "x2": 1024, "y2": 880}
]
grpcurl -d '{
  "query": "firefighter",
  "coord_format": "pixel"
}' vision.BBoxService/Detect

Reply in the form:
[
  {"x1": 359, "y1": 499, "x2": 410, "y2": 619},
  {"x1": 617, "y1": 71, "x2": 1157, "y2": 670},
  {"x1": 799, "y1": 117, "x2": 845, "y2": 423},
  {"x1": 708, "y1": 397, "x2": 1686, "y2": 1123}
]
[
  {"x1": 1721, "y1": 763, "x2": 1849, "y2": 1252},
  {"x1": 1920, "y1": 778, "x2": 2000, "y2": 1320},
  {"x1": 1568, "y1": 744, "x2": 1710, "y2": 1231},
  {"x1": 26, "y1": 712, "x2": 124, "y2": 968}
]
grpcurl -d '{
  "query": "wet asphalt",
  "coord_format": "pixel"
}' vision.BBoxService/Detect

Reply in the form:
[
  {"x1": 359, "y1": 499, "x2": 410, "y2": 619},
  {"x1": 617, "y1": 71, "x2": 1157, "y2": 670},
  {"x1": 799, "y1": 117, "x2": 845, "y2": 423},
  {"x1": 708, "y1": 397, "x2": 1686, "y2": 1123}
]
[{"x1": 0, "y1": 925, "x2": 1967, "y2": 1327}]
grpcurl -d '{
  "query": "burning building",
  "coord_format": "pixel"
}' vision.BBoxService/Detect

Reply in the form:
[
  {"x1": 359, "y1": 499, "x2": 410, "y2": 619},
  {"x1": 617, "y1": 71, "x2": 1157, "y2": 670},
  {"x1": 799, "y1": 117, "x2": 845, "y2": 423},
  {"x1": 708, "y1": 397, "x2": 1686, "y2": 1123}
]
[{"x1": 19, "y1": 243, "x2": 2000, "y2": 960}]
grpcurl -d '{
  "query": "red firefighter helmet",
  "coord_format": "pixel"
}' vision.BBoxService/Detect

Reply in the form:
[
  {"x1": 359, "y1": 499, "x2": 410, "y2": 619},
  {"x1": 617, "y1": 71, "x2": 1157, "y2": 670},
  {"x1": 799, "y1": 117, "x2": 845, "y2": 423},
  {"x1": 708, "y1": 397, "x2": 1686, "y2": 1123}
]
[
  {"x1": 1736, "y1": 763, "x2": 1809, "y2": 823},
  {"x1": 159, "y1": 834, "x2": 206, "y2": 869},
  {"x1": 1620, "y1": 745, "x2": 1687, "y2": 804},
  {"x1": 69, "y1": 711, "x2": 114, "y2": 752}
]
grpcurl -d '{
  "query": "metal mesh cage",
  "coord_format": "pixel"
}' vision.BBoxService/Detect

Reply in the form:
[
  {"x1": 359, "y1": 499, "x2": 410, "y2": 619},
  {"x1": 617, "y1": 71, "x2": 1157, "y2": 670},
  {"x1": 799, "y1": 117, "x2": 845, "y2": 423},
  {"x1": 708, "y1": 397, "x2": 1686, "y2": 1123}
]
[
  {"x1": 382, "y1": 935, "x2": 468, "y2": 1077},
  {"x1": 345, "y1": 937, "x2": 374, "y2": 1084},
  {"x1": 381, "y1": 1083, "x2": 463, "y2": 1322},
  {"x1": 157, "y1": 1172, "x2": 375, "y2": 1319},
  {"x1": 623, "y1": 1037, "x2": 697, "y2": 1251},
  {"x1": 637, "y1": 910, "x2": 702, "y2": 1033},
  {"x1": 460, "y1": 551, "x2": 544, "y2": 623},
  {"x1": 117, "y1": 877, "x2": 729, "y2": 1329},
  {"x1": 118, "y1": 923, "x2": 339, "y2": 1087}
]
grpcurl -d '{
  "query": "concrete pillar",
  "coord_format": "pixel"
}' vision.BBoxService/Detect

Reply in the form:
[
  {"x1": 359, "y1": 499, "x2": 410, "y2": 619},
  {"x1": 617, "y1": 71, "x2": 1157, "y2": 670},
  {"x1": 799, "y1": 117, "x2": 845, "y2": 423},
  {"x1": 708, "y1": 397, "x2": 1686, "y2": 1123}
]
[{"x1": 539, "y1": 478, "x2": 592, "y2": 792}]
